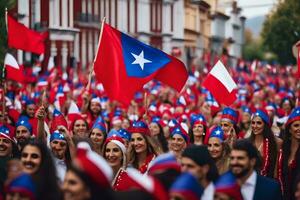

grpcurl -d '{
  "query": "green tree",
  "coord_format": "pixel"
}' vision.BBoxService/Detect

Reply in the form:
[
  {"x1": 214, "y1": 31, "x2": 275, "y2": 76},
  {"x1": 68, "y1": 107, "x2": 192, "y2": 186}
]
[
  {"x1": 0, "y1": 0, "x2": 16, "y2": 80},
  {"x1": 261, "y1": 0, "x2": 300, "y2": 65}
]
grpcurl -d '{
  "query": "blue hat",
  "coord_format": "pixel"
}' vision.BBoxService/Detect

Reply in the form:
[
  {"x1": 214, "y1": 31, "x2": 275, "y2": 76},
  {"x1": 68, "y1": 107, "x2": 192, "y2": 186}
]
[
  {"x1": 117, "y1": 129, "x2": 131, "y2": 141},
  {"x1": 16, "y1": 116, "x2": 32, "y2": 134},
  {"x1": 50, "y1": 130, "x2": 66, "y2": 142},
  {"x1": 209, "y1": 126, "x2": 224, "y2": 142},
  {"x1": 7, "y1": 173, "x2": 36, "y2": 200},
  {"x1": 286, "y1": 106, "x2": 300, "y2": 127},
  {"x1": 221, "y1": 108, "x2": 238, "y2": 125},
  {"x1": 92, "y1": 116, "x2": 107, "y2": 134},
  {"x1": 190, "y1": 114, "x2": 207, "y2": 127},
  {"x1": 0, "y1": 125, "x2": 14, "y2": 142},
  {"x1": 128, "y1": 121, "x2": 150, "y2": 135},
  {"x1": 253, "y1": 109, "x2": 270, "y2": 126},
  {"x1": 215, "y1": 171, "x2": 243, "y2": 200},
  {"x1": 170, "y1": 173, "x2": 204, "y2": 200},
  {"x1": 171, "y1": 124, "x2": 190, "y2": 144},
  {"x1": 241, "y1": 106, "x2": 251, "y2": 115}
]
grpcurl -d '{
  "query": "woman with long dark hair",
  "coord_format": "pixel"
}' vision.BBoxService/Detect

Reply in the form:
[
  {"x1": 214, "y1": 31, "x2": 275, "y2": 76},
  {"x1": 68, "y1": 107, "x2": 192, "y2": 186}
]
[
  {"x1": 189, "y1": 114, "x2": 207, "y2": 145},
  {"x1": 21, "y1": 139, "x2": 61, "y2": 200},
  {"x1": 128, "y1": 121, "x2": 161, "y2": 174},
  {"x1": 249, "y1": 109, "x2": 282, "y2": 178},
  {"x1": 149, "y1": 117, "x2": 168, "y2": 152},
  {"x1": 281, "y1": 107, "x2": 300, "y2": 200}
]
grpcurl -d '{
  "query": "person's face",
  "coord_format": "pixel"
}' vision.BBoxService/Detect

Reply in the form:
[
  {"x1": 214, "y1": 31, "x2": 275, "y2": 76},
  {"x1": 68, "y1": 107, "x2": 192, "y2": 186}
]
[
  {"x1": 170, "y1": 134, "x2": 187, "y2": 152},
  {"x1": 121, "y1": 119, "x2": 130, "y2": 129},
  {"x1": 62, "y1": 170, "x2": 91, "y2": 200},
  {"x1": 26, "y1": 104, "x2": 36, "y2": 118},
  {"x1": 149, "y1": 123, "x2": 160, "y2": 136},
  {"x1": 282, "y1": 101, "x2": 292, "y2": 113},
  {"x1": 105, "y1": 142, "x2": 123, "y2": 168},
  {"x1": 241, "y1": 112, "x2": 251, "y2": 124},
  {"x1": 251, "y1": 116, "x2": 264, "y2": 135},
  {"x1": 21, "y1": 145, "x2": 42, "y2": 175},
  {"x1": 90, "y1": 128, "x2": 105, "y2": 146},
  {"x1": 192, "y1": 123, "x2": 204, "y2": 137},
  {"x1": 220, "y1": 120, "x2": 233, "y2": 136},
  {"x1": 208, "y1": 137, "x2": 223, "y2": 159},
  {"x1": 289, "y1": 120, "x2": 300, "y2": 140},
  {"x1": 131, "y1": 133, "x2": 147, "y2": 154},
  {"x1": 0, "y1": 137, "x2": 12, "y2": 157},
  {"x1": 214, "y1": 193, "x2": 231, "y2": 200},
  {"x1": 230, "y1": 150, "x2": 255, "y2": 178},
  {"x1": 16, "y1": 126, "x2": 31, "y2": 145},
  {"x1": 73, "y1": 120, "x2": 88, "y2": 138},
  {"x1": 90, "y1": 102, "x2": 101, "y2": 115},
  {"x1": 295, "y1": 181, "x2": 300, "y2": 200},
  {"x1": 50, "y1": 139, "x2": 67, "y2": 160},
  {"x1": 5, "y1": 192, "x2": 31, "y2": 200},
  {"x1": 181, "y1": 157, "x2": 206, "y2": 181}
]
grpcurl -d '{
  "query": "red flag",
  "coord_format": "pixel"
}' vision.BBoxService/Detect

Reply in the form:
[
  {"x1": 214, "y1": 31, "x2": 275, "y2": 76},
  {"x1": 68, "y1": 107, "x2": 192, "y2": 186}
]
[
  {"x1": 93, "y1": 23, "x2": 188, "y2": 105},
  {"x1": 4, "y1": 53, "x2": 24, "y2": 83},
  {"x1": 7, "y1": 15, "x2": 47, "y2": 54},
  {"x1": 202, "y1": 60, "x2": 237, "y2": 106}
]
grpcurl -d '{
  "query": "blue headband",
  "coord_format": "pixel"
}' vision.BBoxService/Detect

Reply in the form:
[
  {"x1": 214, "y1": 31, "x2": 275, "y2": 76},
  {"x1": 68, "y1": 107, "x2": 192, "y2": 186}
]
[
  {"x1": 209, "y1": 126, "x2": 224, "y2": 142},
  {"x1": 50, "y1": 131, "x2": 66, "y2": 142},
  {"x1": 16, "y1": 116, "x2": 32, "y2": 134},
  {"x1": 253, "y1": 109, "x2": 270, "y2": 126}
]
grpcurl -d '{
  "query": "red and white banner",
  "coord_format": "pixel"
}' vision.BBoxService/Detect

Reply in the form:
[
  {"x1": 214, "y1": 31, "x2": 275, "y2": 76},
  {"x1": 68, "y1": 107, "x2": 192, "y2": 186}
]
[
  {"x1": 202, "y1": 60, "x2": 237, "y2": 106},
  {"x1": 4, "y1": 53, "x2": 24, "y2": 83}
]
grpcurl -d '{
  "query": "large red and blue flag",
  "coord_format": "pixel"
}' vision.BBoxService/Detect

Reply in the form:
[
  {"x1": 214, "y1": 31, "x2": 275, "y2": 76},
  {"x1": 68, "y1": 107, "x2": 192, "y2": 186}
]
[{"x1": 93, "y1": 23, "x2": 188, "y2": 105}]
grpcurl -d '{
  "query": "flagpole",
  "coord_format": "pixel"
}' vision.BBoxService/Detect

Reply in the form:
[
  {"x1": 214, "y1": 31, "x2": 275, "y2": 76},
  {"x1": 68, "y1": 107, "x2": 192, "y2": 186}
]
[
  {"x1": 87, "y1": 17, "x2": 106, "y2": 90},
  {"x1": 5, "y1": 8, "x2": 8, "y2": 32}
]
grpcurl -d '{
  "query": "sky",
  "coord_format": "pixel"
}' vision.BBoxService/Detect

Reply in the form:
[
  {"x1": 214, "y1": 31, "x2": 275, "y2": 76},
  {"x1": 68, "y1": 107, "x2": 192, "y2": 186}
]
[{"x1": 237, "y1": 0, "x2": 278, "y2": 18}]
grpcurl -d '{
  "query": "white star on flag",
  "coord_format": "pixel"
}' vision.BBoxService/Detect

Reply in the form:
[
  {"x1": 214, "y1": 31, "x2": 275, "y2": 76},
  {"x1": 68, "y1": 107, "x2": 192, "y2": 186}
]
[
  {"x1": 215, "y1": 130, "x2": 221, "y2": 135},
  {"x1": 131, "y1": 50, "x2": 152, "y2": 70},
  {"x1": 59, "y1": 134, "x2": 64, "y2": 138}
]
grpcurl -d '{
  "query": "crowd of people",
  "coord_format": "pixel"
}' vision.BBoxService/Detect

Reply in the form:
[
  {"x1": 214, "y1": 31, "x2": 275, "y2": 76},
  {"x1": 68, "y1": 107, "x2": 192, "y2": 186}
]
[{"x1": 0, "y1": 58, "x2": 299, "y2": 200}]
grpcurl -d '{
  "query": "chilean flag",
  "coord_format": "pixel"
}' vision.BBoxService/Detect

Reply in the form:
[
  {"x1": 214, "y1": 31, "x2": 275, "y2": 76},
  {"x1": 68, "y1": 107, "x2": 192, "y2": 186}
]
[
  {"x1": 94, "y1": 23, "x2": 188, "y2": 105},
  {"x1": 202, "y1": 60, "x2": 237, "y2": 106},
  {"x1": 7, "y1": 15, "x2": 47, "y2": 55},
  {"x1": 4, "y1": 53, "x2": 24, "y2": 83}
]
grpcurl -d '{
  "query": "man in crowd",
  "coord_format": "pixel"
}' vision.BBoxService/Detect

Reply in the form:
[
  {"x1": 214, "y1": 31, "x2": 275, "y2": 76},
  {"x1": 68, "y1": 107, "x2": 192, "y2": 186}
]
[{"x1": 230, "y1": 139, "x2": 282, "y2": 200}]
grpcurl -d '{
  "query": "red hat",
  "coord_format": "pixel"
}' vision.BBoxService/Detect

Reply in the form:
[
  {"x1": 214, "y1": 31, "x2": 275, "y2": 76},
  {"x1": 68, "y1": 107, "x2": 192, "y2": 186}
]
[
  {"x1": 113, "y1": 168, "x2": 168, "y2": 200},
  {"x1": 50, "y1": 109, "x2": 68, "y2": 133},
  {"x1": 75, "y1": 142, "x2": 113, "y2": 188}
]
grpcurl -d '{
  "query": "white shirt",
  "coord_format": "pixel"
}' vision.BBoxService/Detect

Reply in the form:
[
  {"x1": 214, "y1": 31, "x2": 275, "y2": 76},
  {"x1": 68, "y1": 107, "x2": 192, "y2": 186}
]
[
  {"x1": 201, "y1": 182, "x2": 214, "y2": 200},
  {"x1": 53, "y1": 156, "x2": 67, "y2": 183},
  {"x1": 241, "y1": 171, "x2": 257, "y2": 200}
]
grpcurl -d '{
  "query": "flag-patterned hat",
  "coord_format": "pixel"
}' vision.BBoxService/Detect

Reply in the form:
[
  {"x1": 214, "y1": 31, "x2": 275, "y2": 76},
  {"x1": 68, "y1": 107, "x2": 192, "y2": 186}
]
[
  {"x1": 190, "y1": 113, "x2": 207, "y2": 127},
  {"x1": 128, "y1": 120, "x2": 150, "y2": 135},
  {"x1": 16, "y1": 116, "x2": 32, "y2": 134},
  {"x1": 221, "y1": 107, "x2": 238, "y2": 125},
  {"x1": 214, "y1": 171, "x2": 243, "y2": 200},
  {"x1": 50, "y1": 109, "x2": 68, "y2": 133},
  {"x1": 50, "y1": 130, "x2": 66, "y2": 142},
  {"x1": 112, "y1": 168, "x2": 168, "y2": 200},
  {"x1": 170, "y1": 173, "x2": 204, "y2": 200},
  {"x1": 252, "y1": 109, "x2": 270, "y2": 126},
  {"x1": 6, "y1": 173, "x2": 36, "y2": 200},
  {"x1": 208, "y1": 126, "x2": 225, "y2": 142},
  {"x1": 148, "y1": 152, "x2": 181, "y2": 174},
  {"x1": 286, "y1": 106, "x2": 300, "y2": 127},
  {"x1": 171, "y1": 123, "x2": 190, "y2": 144},
  {"x1": 0, "y1": 124, "x2": 15, "y2": 142},
  {"x1": 75, "y1": 142, "x2": 113, "y2": 188}
]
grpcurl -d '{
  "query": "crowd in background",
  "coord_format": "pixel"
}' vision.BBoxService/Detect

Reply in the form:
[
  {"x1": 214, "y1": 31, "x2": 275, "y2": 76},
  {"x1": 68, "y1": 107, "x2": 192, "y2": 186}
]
[{"x1": 0, "y1": 58, "x2": 299, "y2": 200}]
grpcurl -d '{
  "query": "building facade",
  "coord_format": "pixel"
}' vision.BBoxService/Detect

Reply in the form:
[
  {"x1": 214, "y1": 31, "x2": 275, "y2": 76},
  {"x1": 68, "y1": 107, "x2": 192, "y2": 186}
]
[{"x1": 8, "y1": 0, "x2": 245, "y2": 72}]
